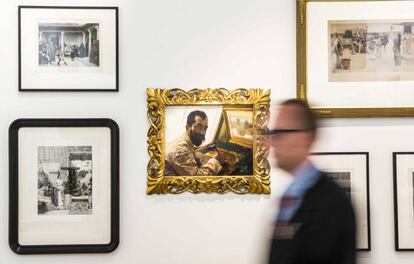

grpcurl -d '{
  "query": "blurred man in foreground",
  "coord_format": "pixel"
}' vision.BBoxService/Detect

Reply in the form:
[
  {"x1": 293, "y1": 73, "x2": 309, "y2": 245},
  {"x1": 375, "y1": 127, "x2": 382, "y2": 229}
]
[{"x1": 264, "y1": 99, "x2": 356, "y2": 264}]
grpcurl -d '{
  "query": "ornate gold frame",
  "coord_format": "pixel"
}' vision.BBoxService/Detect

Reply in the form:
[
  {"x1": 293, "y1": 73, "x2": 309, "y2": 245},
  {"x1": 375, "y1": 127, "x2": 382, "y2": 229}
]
[
  {"x1": 147, "y1": 88, "x2": 270, "y2": 194},
  {"x1": 297, "y1": 0, "x2": 414, "y2": 117}
]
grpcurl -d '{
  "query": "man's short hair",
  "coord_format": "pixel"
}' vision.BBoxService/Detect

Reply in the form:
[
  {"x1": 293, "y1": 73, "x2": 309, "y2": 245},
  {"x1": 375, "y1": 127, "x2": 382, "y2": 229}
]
[
  {"x1": 280, "y1": 99, "x2": 317, "y2": 132},
  {"x1": 186, "y1": 110, "x2": 207, "y2": 126}
]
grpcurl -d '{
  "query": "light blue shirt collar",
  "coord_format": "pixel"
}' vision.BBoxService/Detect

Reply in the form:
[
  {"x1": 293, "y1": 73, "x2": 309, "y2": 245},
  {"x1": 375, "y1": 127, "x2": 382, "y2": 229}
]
[
  {"x1": 276, "y1": 160, "x2": 321, "y2": 222},
  {"x1": 284, "y1": 160, "x2": 321, "y2": 198}
]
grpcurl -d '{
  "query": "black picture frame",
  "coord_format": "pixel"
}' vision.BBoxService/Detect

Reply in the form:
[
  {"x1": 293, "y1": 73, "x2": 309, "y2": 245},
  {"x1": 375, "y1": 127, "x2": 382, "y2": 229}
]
[
  {"x1": 393, "y1": 152, "x2": 414, "y2": 251},
  {"x1": 18, "y1": 6, "x2": 119, "y2": 92},
  {"x1": 9, "y1": 118, "x2": 119, "y2": 254},
  {"x1": 310, "y1": 152, "x2": 371, "y2": 251}
]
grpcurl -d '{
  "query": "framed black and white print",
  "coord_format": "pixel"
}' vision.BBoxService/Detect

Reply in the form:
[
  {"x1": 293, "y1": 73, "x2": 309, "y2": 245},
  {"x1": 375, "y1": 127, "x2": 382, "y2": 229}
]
[
  {"x1": 18, "y1": 6, "x2": 119, "y2": 91},
  {"x1": 393, "y1": 152, "x2": 414, "y2": 250},
  {"x1": 310, "y1": 152, "x2": 371, "y2": 251},
  {"x1": 9, "y1": 119, "x2": 119, "y2": 254}
]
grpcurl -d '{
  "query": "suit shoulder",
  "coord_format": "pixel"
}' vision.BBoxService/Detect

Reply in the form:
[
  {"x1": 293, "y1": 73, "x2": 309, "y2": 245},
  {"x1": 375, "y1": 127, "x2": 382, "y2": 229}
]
[{"x1": 309, "y1": 174, "x2": 353, "y2": 210}]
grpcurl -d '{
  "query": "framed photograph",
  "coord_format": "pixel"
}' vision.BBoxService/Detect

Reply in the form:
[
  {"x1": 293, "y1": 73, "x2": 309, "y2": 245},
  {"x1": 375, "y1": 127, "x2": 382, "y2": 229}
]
[
  {"x1": 310, "y1": 152, "x2": 371, "y2": 250},
  {"x1": 18, "y1": 6, "x2": 119, "y2": 91},
  {"x1": 393, "y1": 152, "x2": 414, "y2": 250},
  {"x1": 297, "y1": 0, "x2": 414, "y2": 117},
  {"x1": 146, "y1": 88, "x2": 271, "y2": 194},
  {"x1": 9, "y1": 119, "x2": 119, "y2": 254}
]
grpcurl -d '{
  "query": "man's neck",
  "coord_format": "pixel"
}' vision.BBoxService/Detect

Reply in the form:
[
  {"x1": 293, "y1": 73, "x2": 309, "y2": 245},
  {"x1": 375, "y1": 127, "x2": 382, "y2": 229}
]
[{"x1": 290, "y1": 159, "x2": 312, "y2": 177}]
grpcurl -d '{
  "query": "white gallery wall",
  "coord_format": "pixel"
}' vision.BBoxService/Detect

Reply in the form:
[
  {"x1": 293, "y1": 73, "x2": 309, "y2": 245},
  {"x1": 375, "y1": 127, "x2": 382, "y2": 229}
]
[{"x1": 1, "y1": 0, "x2": 414, "y2": 263}]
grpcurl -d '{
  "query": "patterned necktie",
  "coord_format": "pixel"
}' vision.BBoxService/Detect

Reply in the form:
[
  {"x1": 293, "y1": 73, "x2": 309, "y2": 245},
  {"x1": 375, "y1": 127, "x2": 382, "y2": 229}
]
[{"x1": 276, "y1": 195, "x2": 300, "y2": 223}]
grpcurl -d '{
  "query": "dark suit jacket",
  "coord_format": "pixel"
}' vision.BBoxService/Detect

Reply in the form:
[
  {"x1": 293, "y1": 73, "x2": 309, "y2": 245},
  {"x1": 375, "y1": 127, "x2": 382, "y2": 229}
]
[{"x1": 268, "y1": 173, "x2": 356, "y2": 264}]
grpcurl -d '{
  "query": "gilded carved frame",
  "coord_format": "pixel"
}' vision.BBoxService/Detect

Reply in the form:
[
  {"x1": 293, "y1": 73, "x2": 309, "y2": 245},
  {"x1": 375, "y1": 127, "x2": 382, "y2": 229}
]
[
  {"x1": 297, "y1": 0, "x2": 414, "y2": 117},
  {"x1": 147, "y1": 88, "x2": 270, "y2": 194}
]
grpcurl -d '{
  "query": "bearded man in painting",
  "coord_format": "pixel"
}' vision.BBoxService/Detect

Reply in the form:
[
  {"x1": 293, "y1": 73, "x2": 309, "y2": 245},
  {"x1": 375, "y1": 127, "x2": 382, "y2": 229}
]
[{"x1": 165, "y1": 110, "x2": 222, "y2": 176}]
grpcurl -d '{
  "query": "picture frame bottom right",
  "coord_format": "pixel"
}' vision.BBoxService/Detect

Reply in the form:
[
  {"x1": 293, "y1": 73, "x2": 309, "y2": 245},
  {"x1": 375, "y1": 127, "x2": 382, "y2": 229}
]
[{"x1": 393, "y1": 152, "x2": 414, "y2": 251}]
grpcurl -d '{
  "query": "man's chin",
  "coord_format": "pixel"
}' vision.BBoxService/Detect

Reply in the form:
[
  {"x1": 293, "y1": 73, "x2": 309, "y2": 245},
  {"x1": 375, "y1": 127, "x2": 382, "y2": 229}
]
[
  {"x1": 194, "y1": 140, "x2": 204, "y2": 147},
  {"x1": 270, "y1": 157, "x2": 280, "y2": 168},
  {"x1": 274, "y1": 159, "x2": 289, "y2": 172}
]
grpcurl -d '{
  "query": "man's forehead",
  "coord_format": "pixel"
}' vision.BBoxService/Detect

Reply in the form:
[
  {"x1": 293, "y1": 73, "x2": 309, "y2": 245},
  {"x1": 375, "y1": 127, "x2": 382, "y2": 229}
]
[
  {"x1": 194, "y1": 115, "x2": 208, "y2": 125},
  {"x1": 271, "y1": 105, "x2": 302, "y2": 128},
  {"x1": 279, "y1": 104, "x2": 302, "y2": 117}
]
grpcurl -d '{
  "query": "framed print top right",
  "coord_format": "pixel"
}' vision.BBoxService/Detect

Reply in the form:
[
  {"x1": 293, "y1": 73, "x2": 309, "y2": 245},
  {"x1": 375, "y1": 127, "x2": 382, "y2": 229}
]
[{"x1": 297, "y1": 0, "x2": 414, "y2": 117}]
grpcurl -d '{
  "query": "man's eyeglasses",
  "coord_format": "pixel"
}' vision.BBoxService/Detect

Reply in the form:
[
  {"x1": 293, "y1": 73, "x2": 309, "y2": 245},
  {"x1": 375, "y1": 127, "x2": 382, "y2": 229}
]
[{"x1": 262, "y1": 129, "x2": 312, "y2": 136}]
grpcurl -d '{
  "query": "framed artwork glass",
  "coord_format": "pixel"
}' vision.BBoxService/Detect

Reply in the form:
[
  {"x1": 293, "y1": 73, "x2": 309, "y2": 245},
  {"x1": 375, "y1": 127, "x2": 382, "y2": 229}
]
[
  {"x1": 18, "y1": 6, "x2": 119, "y2": 91},
  {"x1": 310, "y1": 152, "x2": 371, "y2": 250},
  {"x1": 297, "y1": 0, "x2": 414, "y2": 117},
  {"x1": 146, "y1": 88, "x2": 271, "y2": 194},
  {"x1": 393, "y1": 152, "x2": 414, "y2": 250},
  {"x1": 223, "y1": 108, "x2": 253, "y2": 148},
  {"x1": 9, "y1": 119, "x2": 119, "y2": 254}
]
